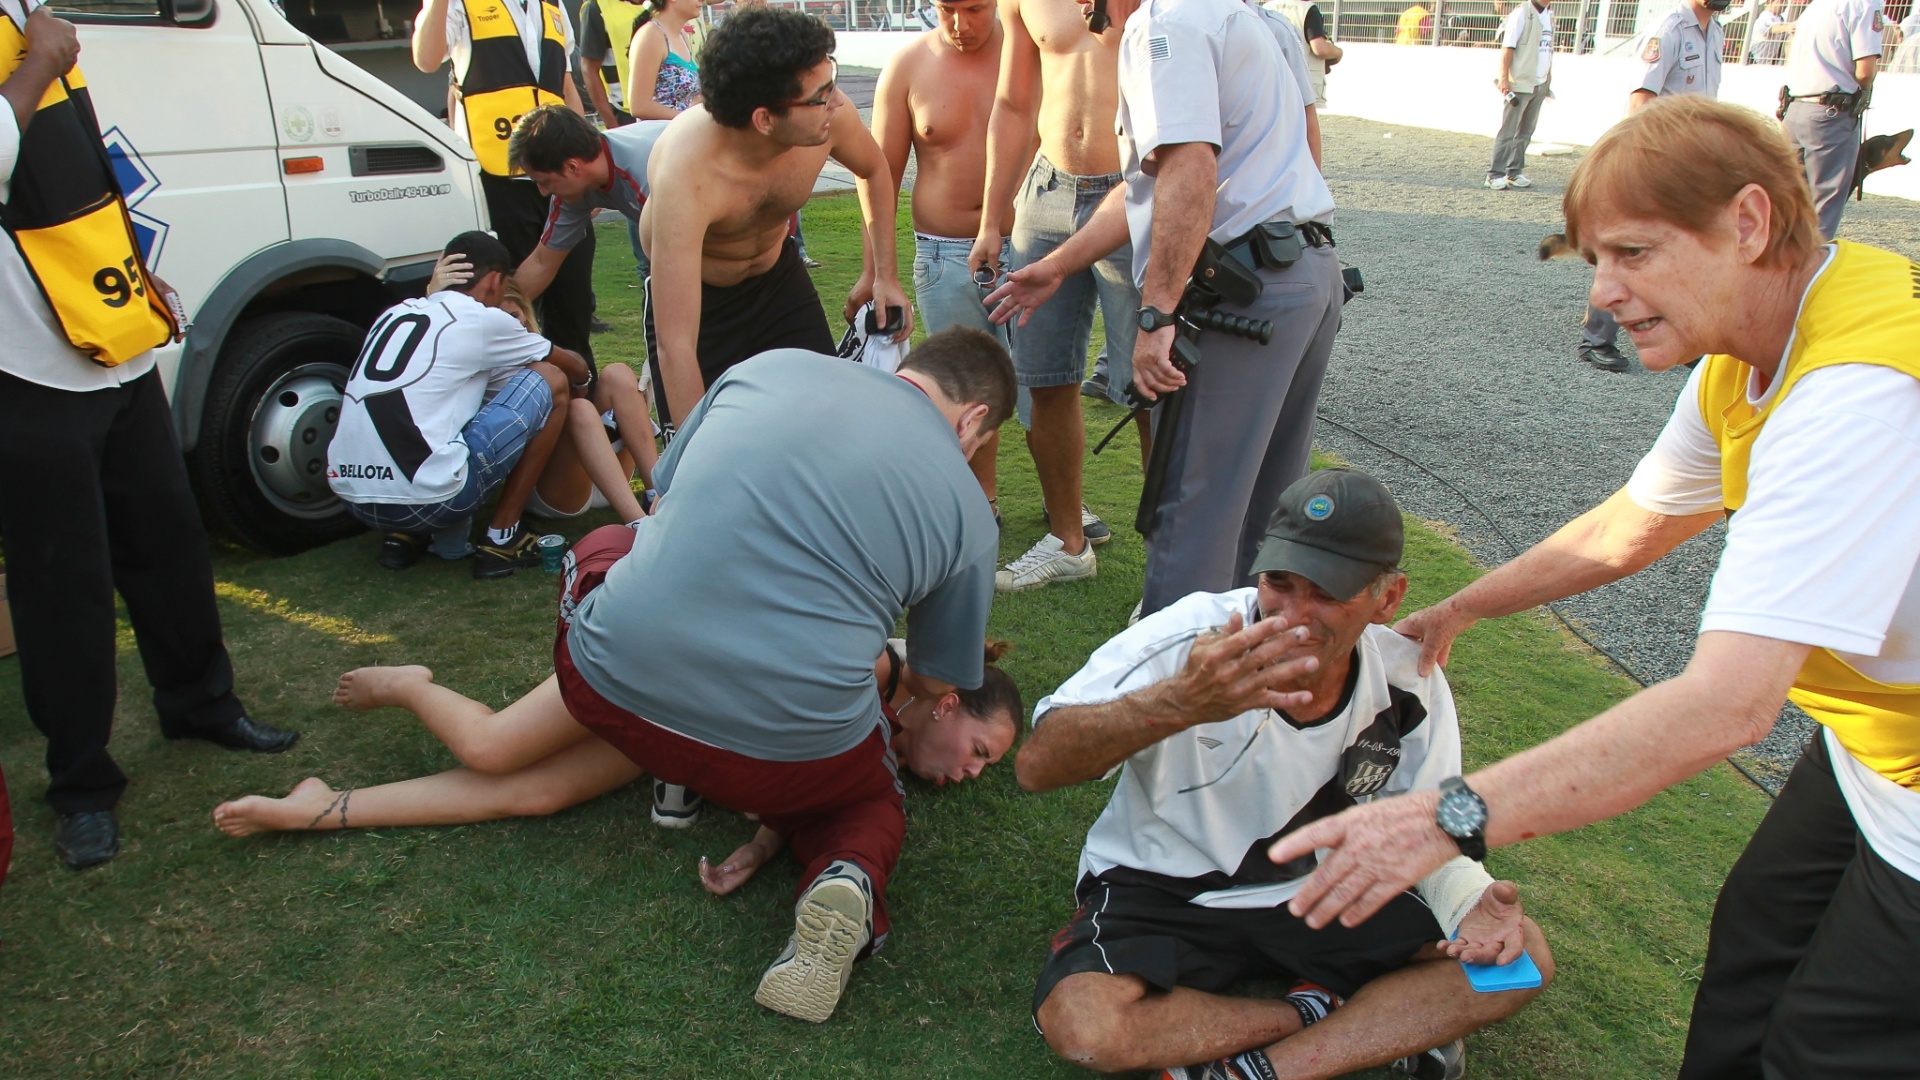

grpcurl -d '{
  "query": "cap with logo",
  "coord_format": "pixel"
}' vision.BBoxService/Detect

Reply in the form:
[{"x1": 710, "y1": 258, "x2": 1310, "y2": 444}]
[{"x1": 1248, "y1": 468, "x2": 1404, "y2": 600}]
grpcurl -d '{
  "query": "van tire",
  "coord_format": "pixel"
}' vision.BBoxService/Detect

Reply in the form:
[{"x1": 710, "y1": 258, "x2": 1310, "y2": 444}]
[{"x1": 192, "y1": 313, "x2": 365, "y2": 555}]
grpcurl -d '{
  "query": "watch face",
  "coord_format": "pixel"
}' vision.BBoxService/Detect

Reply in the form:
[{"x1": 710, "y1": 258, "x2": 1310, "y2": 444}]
[{"x1": 1438, "y1": 791, "x2": 1487, "y2": 837}]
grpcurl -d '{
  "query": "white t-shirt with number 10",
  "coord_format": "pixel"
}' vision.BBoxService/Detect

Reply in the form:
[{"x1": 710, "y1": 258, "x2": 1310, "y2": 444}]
[{"x1": 327, "y1": 290, "x2": 552, "y2": 505}]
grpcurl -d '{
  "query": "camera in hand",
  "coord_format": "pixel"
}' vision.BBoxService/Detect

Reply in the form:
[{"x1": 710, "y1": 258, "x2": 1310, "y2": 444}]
[{"x1": 864, "y1": 305, "x2": 906, "y2": 335}]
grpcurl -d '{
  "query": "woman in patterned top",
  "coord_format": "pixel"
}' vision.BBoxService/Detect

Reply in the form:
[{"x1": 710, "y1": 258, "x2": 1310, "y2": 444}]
[{"x1": 626, "y1": 0, "x2": 709, "y2": 119}]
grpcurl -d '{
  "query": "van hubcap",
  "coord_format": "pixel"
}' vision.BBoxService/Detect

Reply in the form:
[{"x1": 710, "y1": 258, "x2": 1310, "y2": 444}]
[{"x1": 248, "y1": 362, "x2": 346, "y2": 519}]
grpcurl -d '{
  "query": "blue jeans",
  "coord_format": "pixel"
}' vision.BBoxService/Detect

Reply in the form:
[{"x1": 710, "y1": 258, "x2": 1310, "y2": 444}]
[
  {"x1": 346, "y1": 367, "x2": 553, "y2": 557},
  {"x1": 915, "y1": 233, "x2": 1031, "y2": 426},
  {"x1": 1008, "y1": 155, "x2": 1138, "y2": 412}
]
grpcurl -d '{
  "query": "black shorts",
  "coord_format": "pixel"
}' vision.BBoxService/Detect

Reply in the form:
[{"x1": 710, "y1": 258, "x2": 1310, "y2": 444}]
[
  {"x1": 643, "y1": 236, "x2": 834, "y2": 428},
  {"x1": 1032, "y1": 873, "x2": 1444, "y2": 1023}
]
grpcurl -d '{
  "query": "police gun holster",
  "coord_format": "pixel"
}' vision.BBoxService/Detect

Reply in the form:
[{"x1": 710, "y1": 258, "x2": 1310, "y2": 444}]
[{"x1": 1091, "y1": 237, "x2": 1279, "y2": 538}]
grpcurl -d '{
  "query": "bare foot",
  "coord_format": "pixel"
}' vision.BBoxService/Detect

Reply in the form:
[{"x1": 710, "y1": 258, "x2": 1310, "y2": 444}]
[
  {"x1": 333, "y1": 665, "x2": 434, "y2": 711},
  {"x1": 213, "y1": 777, "x2": 346, "y2": 837}
]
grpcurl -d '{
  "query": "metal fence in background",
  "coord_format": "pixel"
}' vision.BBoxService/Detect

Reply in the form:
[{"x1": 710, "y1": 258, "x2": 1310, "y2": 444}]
[
  {"x1": 718, "y1": 0, "x2": 1920, "y2": 72},
  {"x1": 1318, "y1": 0, "x2": 1913, "y2": 66}
]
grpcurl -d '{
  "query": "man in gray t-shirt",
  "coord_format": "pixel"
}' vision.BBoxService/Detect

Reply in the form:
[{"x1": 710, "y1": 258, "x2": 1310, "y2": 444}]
[
  {"x1": 566, "y1": 348, "x2": 999, "y2": 760},
  {"x1": 504, "y1": 111, "x2": 670, "y2": 294},
  {"x1": 552, "y1": 330, "x2": 1014, "y2": 1022}
]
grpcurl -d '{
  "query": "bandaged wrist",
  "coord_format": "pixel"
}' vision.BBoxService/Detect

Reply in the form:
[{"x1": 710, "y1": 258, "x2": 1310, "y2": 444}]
[{"x1": 1416, "y1": 855, "x2": 1495, "y2": 938}]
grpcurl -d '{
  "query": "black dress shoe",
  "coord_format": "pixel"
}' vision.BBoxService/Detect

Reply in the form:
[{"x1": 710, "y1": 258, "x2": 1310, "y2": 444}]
[
  {"x1": 167, "y1": 715, "x2": 300, "y2": 753},
  {"x1": 56, "y1": 810, "x2": 118, "y2": 870}
]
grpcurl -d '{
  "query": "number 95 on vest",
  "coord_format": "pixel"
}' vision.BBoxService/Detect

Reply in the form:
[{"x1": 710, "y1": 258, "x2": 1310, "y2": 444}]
[{"x1": 12, "y1": 196, "x2": 175, "y2": 367}]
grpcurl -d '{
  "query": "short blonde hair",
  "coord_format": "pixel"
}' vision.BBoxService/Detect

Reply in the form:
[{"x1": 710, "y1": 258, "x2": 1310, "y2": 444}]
[{"x1": 1565, "y1": 96, "x2": 1819, "y2": 270}]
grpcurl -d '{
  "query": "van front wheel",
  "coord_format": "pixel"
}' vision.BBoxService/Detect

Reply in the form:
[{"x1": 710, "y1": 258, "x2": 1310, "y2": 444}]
[{"x1": 192, "y1": 313, "x2": 365, "y2": 555}]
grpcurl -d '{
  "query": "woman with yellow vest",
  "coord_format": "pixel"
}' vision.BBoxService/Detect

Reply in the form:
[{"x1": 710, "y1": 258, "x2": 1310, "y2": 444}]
[
  {"x1": 1264, "y1": 96, "x2": 1920, "y2": 1078},
  {"x1": 0, "y1": 0, "x2": 298, "y2": 872}
]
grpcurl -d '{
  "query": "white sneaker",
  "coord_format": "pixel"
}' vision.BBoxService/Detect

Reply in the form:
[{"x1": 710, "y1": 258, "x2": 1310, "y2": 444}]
[
  {"x1": 996, "y1": 533, "x2": 1096, "y2": 592},
  {"x1": 650, "y1": 780, "x2": 704, "y2": 829},
  {"x1": 755, "y1": 860, "x2": 874, "y2": 1023},
  {"x1": 1484, "y1": 175, "x2": 1510, "y2": 190},
  {"x1": 1509, "y1": 174, "x2": 1533, "y2": 189}
]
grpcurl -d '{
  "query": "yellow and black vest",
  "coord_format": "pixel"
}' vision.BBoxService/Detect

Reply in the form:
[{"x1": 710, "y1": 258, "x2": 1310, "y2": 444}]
[
  {"x1": 591, "y1": 0, "x2": 645, "y2": 114},
  {"x1": 0, "y1": 12, "x2": 176, "y2": 366},
  {"x1": 460, "y1": 0, "x2": 569, "y2": 176},
  {"x1": 1698, "y1": 240, "x2": 1920, "y2": 789}
]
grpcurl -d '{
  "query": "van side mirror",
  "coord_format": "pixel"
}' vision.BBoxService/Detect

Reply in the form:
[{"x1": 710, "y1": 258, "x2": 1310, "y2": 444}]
[{"x1": 161, "y1": 0, "x2": 217, "y2": 27}]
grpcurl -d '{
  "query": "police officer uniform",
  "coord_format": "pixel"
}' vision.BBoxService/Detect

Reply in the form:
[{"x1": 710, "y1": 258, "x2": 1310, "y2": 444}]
[
  {"x1": 1782, "y1": 0, "x2": 1888, "y2": 239},
  {"x1": 438, "y1": 0, "x2": 599, "y2": 372},
  {"x1": 1114, "y1": 0, "x2": 1343, "y2": 617},
  {"x1": 1583, "y1": 3, "x2": 1723, "y2": 368},
  {"x1": 0, "y1": 0, "x2": 293, "y2": 869}
]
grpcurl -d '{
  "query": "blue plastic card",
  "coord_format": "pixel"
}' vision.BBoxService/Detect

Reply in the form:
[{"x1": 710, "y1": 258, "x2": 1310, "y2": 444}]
[{"x1": 1457, "y1": 946, "x2": 1544, "y2": 993}]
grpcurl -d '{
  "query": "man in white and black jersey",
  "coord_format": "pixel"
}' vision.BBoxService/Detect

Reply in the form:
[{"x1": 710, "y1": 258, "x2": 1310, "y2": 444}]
[
  {"x1": 1019, "y1": 470, "x2": 1552, "y2": 1080},
  {"x1": 327, "y1": 231, "x2": 591, "y2": 578}
]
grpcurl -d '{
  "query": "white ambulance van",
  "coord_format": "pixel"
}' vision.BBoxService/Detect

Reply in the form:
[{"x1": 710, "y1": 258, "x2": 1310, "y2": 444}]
[{"x1": 63, "y1": 0, "x2": 487, "y2": 552}]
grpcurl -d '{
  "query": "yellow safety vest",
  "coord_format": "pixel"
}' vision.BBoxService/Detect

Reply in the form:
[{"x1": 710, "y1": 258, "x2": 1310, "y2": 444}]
[
  {"x1": 460, "y1": 0, "x2": 570, "y2": 176},
  {"x1": 592, "y1": 0, "x2": 647, "y2": 113},
  {"x1": 0, "y1": 13, "x2": 175, "y2": 366},
  {"x1": 1698, "y1": 240, "x2": 1920, "y2": 788}
]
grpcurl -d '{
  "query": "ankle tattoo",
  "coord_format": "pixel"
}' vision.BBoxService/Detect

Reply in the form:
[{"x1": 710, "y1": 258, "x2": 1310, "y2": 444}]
[
  {"x1": 304, "y1": 791, "x2": 346, "y2": 831},
  {"x1": 300, "y1": 787, "x2": 358, "y2": 831}
]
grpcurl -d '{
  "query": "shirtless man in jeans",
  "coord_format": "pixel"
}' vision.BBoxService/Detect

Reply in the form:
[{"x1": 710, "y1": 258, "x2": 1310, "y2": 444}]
[
  {"x1": 640, "y1": 6, "x2": 912, "y2": 429},
  {"x1": 874, "y1": 0, "x2": 1017, "y2": 510},
  {"x1": 970, "y1": 0, "x2": 1136, "y2": 592}
]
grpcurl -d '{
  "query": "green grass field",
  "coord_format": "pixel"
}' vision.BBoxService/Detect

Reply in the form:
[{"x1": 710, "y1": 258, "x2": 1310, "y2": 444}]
[{"x1": 0, "y1": 195, "x2": 1769, "y2": 1077}]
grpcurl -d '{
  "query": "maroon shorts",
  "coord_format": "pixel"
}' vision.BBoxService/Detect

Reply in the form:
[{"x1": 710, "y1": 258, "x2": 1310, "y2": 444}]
[{"x1": 552, "y1": 524, "x2": 907, "y2": 939}]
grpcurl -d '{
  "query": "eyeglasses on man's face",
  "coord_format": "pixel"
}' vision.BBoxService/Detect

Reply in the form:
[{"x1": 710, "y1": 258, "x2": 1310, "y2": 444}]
[{"x1": 782, "y1": 59, "x2": 839, "y2": 110}]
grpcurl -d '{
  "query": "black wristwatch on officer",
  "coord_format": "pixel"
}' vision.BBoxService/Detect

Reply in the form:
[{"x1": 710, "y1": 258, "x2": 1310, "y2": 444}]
[
  {"x1": 1435, "y1": 776, "x2": 1488, "y2": 861},
  {"x1": 1137, "y1": 305, "x2": 1177, "y2": 333}
]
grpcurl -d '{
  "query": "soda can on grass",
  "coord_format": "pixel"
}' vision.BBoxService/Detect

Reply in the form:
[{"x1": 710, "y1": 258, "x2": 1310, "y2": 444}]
[{"x1": 537, "y1": 534, "x2": 568, "y2": 573}]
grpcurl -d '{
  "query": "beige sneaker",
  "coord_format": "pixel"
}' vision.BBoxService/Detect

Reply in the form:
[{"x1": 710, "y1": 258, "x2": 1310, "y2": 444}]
[
  {"x1": 754, "y1": 861, "x2": 873, "y2": 1023},
  {"x1": 995, "y1": 534, "x2": 1097, "y2": 592}
]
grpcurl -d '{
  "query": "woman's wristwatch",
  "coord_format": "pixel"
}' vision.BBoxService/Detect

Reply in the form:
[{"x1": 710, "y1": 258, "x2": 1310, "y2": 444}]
[{"x1": 1436, "y1": 776, "x2": 1489, "y2": 861}]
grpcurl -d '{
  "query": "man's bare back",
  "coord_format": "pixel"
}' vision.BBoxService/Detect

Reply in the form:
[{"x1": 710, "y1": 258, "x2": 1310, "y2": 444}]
[
  {"x1": 876, "y1": 8, "x2": 1005, "y2": 239},
  {"x1": 1006, "y1": 0, "x2": 1122, "y2": 177}
]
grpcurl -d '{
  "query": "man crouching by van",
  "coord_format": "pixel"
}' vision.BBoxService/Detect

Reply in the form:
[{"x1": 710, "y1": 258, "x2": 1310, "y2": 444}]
[{"x1": 326, "y1": 232, "x2": 590, "y2": 579}]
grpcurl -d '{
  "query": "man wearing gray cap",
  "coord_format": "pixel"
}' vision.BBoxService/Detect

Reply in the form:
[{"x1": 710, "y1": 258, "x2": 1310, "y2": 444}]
[{"x1": 1017, "y1": 469, "x2": 1552, "y2": 1079}]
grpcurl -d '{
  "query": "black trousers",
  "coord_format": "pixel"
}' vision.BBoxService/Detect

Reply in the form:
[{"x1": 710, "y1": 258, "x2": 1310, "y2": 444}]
[
  {"x1": 640, "y1": 236, "x2": 834, "y2": 429},
  {"x1": 481, "y1": 171, "x2": 596, "y2": 373},
  {"x1": 0, "y1": 368, "x2": 245, "y2": 813},
  {"x1": 1680, "y1": 733, "x2": 1920, "y2": 1079}
]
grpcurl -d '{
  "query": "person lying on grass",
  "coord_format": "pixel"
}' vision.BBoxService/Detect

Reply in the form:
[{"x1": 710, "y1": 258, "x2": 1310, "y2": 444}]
[
  {"x1": 1017, "y1": 469, "x2": 1553, "y2": 1080},
  {"x1": 210, "y1": 638, "x2": 1019, "y2": 840},
  {"x1": 218, "y1": 329, "x2": 1015, "y2": 1025}
]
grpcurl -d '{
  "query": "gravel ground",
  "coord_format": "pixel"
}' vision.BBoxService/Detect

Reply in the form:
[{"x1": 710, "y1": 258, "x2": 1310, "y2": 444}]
[{"x1": 1311, "y1": 115, "x2": 1920, "y2": 792}]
